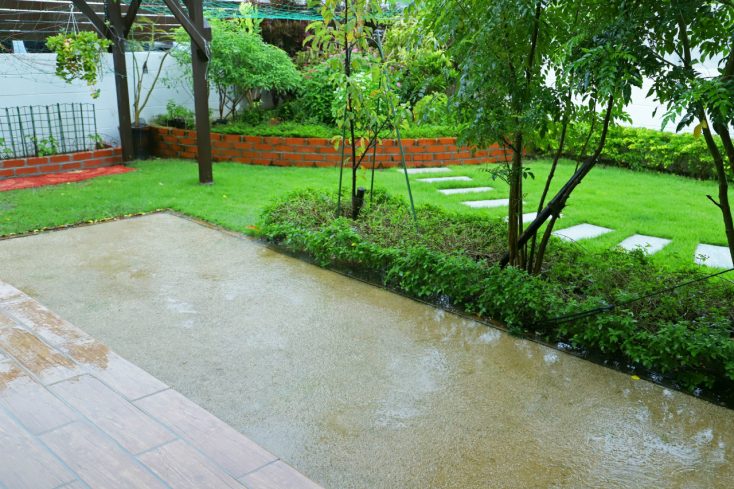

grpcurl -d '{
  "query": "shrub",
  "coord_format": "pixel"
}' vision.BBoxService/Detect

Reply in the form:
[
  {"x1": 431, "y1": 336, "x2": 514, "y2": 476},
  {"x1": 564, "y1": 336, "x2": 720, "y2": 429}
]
[
  {"x1": 211, "y1": 121, "x2": 461, "y2": 139},
  {"x1": 536, "y1": 124, "x2": 727, "y2": 180},
  {"x1": 413, "y1": 93, "x2": 456, "y2": 126},
  {"x1": 259, "y1": 189, "x2": 734, "y2": 399},
  {"x1": 153, "y1": 101, "x2": 195, "y2": 129}
]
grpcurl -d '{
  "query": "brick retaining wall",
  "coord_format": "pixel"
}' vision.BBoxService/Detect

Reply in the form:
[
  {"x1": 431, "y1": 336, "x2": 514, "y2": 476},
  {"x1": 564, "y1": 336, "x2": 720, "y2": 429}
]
[
  {"x1": 151, "y1": 126, "x2": 508, "y2": 167},
  {"x1": 0, "y1": 147, "x2": 123, "y2": 180}
]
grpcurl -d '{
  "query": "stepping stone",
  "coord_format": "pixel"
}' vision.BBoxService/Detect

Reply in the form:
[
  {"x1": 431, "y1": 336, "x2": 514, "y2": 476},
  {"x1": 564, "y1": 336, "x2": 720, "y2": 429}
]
[
  {"x1": 403, "y1": 167, "x2": 451, "y2": 174},
  {"x1": 417, "y1": 176, "x2": 472, "y2": 183},
  {"x1": 619, "y1": 234, "x2": 671, "y2": 255},
  {"x1": 694, "y1": 244, "x2": 733, "y2": 268},
  {"x1": 553, "y1": 223, "x2": 613, "y2": 242},
  {"x1": 462, "y1": 199, "x2": 509, "y2": 209},
  {"x1": 503, "y1": 212, "x2": 557, "y2": 223},
  {"x1": 438, "y1": 187, "x2": 493, "y2": 195}
]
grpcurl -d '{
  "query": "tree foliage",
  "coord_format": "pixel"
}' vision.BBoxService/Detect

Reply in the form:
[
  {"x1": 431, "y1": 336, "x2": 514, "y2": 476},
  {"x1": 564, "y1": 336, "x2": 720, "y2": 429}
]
[{"x1": 173, "y1": 17, "x2": 301, "y2": 120}]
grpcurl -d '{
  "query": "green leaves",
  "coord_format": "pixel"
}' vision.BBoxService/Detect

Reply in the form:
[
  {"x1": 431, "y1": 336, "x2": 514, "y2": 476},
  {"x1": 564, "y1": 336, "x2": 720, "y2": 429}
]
[{"x1": 46, "y1": 32, "x2": 111, "y2": 99}]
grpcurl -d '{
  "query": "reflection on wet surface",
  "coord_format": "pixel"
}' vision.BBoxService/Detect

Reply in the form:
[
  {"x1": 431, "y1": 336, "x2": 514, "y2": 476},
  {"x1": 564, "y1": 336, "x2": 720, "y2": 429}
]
[{"x1": 0, "y1": 212, "x2": 732, "y2": 489}]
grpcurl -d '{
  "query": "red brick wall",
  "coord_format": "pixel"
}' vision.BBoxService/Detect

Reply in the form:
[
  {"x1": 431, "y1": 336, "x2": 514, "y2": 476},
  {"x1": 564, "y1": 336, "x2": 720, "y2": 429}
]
[
  {"x1": 0, "y1": 147, "x2": 123, "y2": 180},
  {"x1": 150, "y1": 126, "x2": 508, "y2": 167}
]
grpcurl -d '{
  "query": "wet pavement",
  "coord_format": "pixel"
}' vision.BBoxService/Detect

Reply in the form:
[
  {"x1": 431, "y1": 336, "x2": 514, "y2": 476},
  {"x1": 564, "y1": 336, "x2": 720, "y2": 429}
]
[
  {"x1": 0, "y1": 280, "x2": 321, "y2": 488},
  {"x1": 0, "y1": 212, "x2": 732, "y2": 489}
]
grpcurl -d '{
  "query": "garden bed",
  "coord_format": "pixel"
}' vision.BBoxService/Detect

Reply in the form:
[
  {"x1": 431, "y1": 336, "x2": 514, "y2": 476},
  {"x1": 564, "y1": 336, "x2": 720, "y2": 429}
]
[
  {"x1": 258, "y1": 189, "x2": 734, "y2": 406},
  {"x1": 0, "y1": 146, "x2": 123, "y2": 180},
  {"x1": 150, "y1": 125, "x2": 505, "y2": 168}
]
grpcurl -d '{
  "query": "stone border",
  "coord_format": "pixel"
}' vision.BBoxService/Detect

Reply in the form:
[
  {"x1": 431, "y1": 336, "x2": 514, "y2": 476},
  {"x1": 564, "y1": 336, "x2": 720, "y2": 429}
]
[
  {"x1": 0, "y1": 147, "x2": 123, "y2": 180},
  {"x1": 150, "y1": 126, "x2": 507, "y2": 168}
]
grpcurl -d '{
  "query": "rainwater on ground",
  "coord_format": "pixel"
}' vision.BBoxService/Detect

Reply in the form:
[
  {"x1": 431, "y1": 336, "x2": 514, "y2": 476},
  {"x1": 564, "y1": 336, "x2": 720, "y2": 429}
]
[{"x1": 0, "y1": 213, "x2": 731, "y2": 489}]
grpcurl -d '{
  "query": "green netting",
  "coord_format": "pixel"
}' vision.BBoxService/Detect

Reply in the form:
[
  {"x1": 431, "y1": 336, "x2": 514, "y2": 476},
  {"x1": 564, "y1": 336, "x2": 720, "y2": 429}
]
[{"x1": 138, "y1": 1, "x2": 323, "y2": 21}]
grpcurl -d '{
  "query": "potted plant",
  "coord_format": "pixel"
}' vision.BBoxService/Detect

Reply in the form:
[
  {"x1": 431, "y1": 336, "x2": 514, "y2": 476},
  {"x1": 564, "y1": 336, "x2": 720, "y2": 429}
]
[
  {"x1": 128, "y1": 18, "x2": 172, "y2": 159},
  {"x1": 46, "y1": 31, "x2": 110, "y2": 99}
]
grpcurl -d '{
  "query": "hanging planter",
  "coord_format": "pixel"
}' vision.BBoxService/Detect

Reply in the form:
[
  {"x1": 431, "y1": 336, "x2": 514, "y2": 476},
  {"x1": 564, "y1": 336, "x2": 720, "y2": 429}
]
[{"x1": 46, "y1": 31, "x2": 111, "y2": 99}]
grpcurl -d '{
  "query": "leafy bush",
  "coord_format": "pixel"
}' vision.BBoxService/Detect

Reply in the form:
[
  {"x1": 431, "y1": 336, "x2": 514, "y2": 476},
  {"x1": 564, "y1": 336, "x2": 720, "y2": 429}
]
[
  {"x1": 211, "y1": 121, "x2": 461, "y2": 139},
  {"x1": 172, "y1": 19, "x2": 301, "y2": 121},
  {"x1": 259, "y1": 189, "x2": 734, "y2": 399},
  {"x1": 413, "y1": 93, "x2": 456, "y2": 126},
  {"x1": 383, "y1": 18, "x2": 458, "y2": 106},
  {"x1": 536, "y1": 124, "x2": 727, "y2": 180},
  {"x1": 288, "y1": 60, "x2": 339, "y2": 125},
  {"x1": 153, "y1": 101, "x2": 195, "y2": 129}
]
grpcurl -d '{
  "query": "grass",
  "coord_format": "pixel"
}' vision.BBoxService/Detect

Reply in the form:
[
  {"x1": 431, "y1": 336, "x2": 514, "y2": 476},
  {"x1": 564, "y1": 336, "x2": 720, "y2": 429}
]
[{"x1": 0, "y1": 158, "x2": 731, "y2": 270}]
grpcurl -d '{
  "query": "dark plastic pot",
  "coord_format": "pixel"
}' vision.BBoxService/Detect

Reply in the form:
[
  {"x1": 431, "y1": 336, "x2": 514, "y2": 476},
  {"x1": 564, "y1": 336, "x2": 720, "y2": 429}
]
[{"x1": 131, "y1": 125, "x2": 152, "y2": 160}]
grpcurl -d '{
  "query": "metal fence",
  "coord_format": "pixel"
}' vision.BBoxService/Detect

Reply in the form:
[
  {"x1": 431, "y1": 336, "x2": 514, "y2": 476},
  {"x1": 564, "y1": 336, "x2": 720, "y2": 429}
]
[{"x1": 0, "y1": 103, "x2": 98, "y2": 159}]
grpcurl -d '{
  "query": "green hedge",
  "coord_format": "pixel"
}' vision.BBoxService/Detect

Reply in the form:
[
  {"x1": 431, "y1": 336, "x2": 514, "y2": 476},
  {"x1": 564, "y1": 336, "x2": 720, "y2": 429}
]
[
  {"x1": 259, "y1": 189, "x2": 734, "y2": 401},
  {"x1": 538, "y1": 125, "x2": 726, "y2": 180},
  {"x1": 211, "y1": 121, "x2": 461, "y2": 139}
]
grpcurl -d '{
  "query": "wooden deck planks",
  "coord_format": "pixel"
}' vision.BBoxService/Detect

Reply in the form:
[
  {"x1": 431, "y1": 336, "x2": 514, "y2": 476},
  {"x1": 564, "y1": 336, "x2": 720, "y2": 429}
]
[
  {"x1": 50, "y1": 375, "x2": 176, "y2": 454},
  {"x1": 0, "y1": 408, "x2": 76, "y2": 488},
  {"x1": 0, "y1": 279, "x2": 322, "y2": 489},
  {"x1": 135, "y1": 389, "x2": 279, "y2": 478},
  {"x1": 138, "y1": 439, "x2": 244, "y2": 488}
]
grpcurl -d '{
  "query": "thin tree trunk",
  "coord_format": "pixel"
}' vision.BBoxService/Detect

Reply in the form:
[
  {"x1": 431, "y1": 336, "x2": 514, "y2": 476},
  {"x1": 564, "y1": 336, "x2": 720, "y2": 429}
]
[
  {"x1": 527, "y1": 113, "x2": 569, "y2": 272},
  {"x1": 677, "y1": 17, "x2": 734, "y2": 264},
  {"x1": 501, "y1": 95, "x2": 615, "y2": 269},
  {"x1": 508, "y1": 132, "x2": 524, "y2": 266}
]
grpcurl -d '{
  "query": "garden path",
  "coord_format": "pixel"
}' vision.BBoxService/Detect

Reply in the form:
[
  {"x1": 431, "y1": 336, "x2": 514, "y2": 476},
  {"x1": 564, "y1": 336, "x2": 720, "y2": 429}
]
[{"x1": 410, "y1": 167, "x2": 734, "y2": 268}]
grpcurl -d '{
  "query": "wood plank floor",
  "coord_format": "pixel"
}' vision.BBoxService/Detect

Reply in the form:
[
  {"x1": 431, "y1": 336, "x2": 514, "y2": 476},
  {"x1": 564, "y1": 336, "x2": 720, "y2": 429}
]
[{"x1": 0, "y1": 279, "x2": 323, "y2": 489}]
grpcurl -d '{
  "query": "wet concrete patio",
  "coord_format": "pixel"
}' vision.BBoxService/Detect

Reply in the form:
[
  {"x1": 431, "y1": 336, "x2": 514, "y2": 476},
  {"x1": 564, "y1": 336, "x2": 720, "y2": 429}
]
[{"x1": 0, "y1": 212, "x2": 732, "y2": 489}]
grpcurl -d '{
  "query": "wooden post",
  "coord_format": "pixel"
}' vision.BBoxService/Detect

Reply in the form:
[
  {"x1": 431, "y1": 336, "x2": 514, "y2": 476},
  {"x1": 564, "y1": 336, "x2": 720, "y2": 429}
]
[
  {"x1": 106, "y1": 0, "x2": 134, "y2": 162},
  {"x1": 185, "y1": 0, "x2": 213, "y2": 184}
]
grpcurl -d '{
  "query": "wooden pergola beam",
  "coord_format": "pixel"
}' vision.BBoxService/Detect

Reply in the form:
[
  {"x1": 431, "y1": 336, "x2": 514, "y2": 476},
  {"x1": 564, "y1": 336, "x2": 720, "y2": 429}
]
[
  {"x1": 69, "y1": 0, "x2": 106, "y2": 37},
  {"x1": 10, "y1": 0, "x2": 213, "y2": 183},
  {"x1": 123, "y1": 0, "x2": 142, "y2": 37}
]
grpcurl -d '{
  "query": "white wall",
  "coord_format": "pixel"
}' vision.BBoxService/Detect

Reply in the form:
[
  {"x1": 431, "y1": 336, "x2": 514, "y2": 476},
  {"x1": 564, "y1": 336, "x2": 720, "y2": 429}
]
[
  {"x1": 0, "y1": 52, "x2": 215, "y2": 145},
  {"x1": 0, "y1": 51, "x2": 725, "y2": 143}
]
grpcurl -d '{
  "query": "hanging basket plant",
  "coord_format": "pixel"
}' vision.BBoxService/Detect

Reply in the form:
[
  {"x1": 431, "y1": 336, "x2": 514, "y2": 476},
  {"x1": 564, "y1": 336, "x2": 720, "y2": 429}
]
[{"x1": 46, "y1": 31, "x2": 111, "y2": 98}]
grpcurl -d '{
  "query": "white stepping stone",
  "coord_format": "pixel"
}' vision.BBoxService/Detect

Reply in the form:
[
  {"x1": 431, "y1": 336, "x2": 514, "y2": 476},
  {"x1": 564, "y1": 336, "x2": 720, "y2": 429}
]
[
  {"x1": 403, "y1": 167, "x2": 451, "y2": 174},
  {"x1": 438, "y1": 187, "x2": 493, "y2": 195},
  {"x1": 553, "y1": 223, "x2": 613, "y2": 242},
  {"x1": 462, "y1": 199, "x2": 510, "y2": 209},
  {"x1": 417, "y1": 176, "x2": 472, "y2": 183},
  {"x1": 503, "y1": 212, "x2": 558, "y2": 223},
  {"x1": 619, "y1": 234, "x2": 671, "y2": 255},
  {"x1": 694, "y1": 244, "x2": 733, "y2": 269}
]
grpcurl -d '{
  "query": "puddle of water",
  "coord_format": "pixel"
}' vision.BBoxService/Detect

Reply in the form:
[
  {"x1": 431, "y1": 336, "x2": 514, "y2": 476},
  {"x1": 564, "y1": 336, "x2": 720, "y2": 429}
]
[{"x1": 0, "y1": 213, "x2": 732, "y2": 489}]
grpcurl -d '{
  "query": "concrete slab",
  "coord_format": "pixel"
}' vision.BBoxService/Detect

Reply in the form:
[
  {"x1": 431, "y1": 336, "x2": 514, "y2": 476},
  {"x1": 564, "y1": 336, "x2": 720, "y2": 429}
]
[
  {"x1": 462, "y1": 199, "x2": 509, "y2": 209},
  {"x1": 694, "y1": 243, "x2": 734, "y2": 268},
  {"x1": 0, "y1": 213, "x2": 733, "y2": 489},
  {"x1": 438, "y1": 187, "x2": 493, "y2": 195},
  {"x1": 403, "y1": 167, "x2": 451, "y2": 174},
  {"x1": 619, "y1": 234, "x2": 671, "y2": 255},
  {"x1": 553, "y1": 223, "x2": 613, "y2": 242},
  {"x1": 416, "y1": 176, "x2": 472, "y2": 183}
]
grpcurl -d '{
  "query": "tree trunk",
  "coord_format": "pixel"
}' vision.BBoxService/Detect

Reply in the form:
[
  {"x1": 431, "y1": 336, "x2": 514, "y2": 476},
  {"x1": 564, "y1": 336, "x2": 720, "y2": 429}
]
[
  {"x1": 507, "y1": 132, "x2": 524, "y2": 266},
  {"x1": 501, "y1": 95, "x2": 615, "y2": 269}
]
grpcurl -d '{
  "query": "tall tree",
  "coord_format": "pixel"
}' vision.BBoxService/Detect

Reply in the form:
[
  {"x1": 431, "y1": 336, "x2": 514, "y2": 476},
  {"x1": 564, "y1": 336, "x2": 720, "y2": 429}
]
[
  {"x1": 418, "y1": 0, "x2": 649, "y2": 271},
  {"x1": 644, "y1": 0, "x2": 734, "y2": 264}
]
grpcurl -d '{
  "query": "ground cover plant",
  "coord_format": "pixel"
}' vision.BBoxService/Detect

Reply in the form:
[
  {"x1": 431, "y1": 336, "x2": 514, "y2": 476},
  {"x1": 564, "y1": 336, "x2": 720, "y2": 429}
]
[{"x1": 259, "y1": 189, "x2": 734, "y2": 402}]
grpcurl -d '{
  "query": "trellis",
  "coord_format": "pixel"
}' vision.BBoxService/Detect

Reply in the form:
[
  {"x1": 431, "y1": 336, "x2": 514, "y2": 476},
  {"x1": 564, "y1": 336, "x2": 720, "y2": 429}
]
[{"x1": 2, "y1": 0, "x2": 215, "y2": 183}]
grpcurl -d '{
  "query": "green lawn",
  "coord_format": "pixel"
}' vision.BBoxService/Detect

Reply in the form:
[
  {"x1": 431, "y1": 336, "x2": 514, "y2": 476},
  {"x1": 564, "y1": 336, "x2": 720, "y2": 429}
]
[{"x1": 0, "y1": 158, "x2": 730, "y2": 270}]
